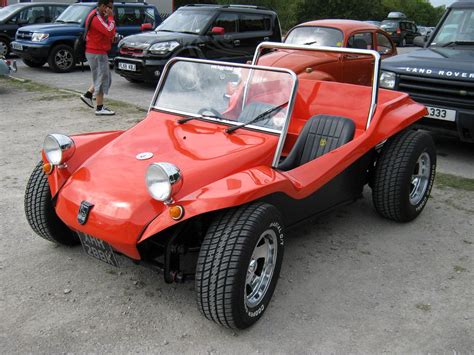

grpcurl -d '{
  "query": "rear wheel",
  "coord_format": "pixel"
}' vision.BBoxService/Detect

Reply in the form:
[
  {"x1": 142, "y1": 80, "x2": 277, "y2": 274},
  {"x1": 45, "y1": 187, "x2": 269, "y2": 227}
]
[
  {"x1": 23, "y1": 58, "x2": 47, "y2": 68},
  {"x1": 195, "y1": 202, "x2": 284, "y2": 329},
  {"x1": 48, "y1": 44, "x2": 75, "y2": 73},
  {"x1": 372, "y1": 130, "x2": 436, "y2": 222},
  {"x1": 24, "y1": 161, "x2": 79, "y2": 245}
]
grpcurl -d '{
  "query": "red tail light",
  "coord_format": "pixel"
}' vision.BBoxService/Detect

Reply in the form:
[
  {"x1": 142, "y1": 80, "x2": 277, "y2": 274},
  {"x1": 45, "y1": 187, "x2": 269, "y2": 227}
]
[{"x1": 396, "y1": 28, "x2": 401, "y2": 34}]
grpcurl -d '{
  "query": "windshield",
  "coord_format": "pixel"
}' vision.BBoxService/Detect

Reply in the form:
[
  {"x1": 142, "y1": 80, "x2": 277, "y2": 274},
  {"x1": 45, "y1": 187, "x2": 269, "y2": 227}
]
[
  {"x1": 285, "y1": 26, "x2": 344, "y2": 47},
  {"x1": 156, "y1": 10, "x2": 213, "y2": 34},
  {"x1": 431, "y1": 9, "x2": 474, "y2": 46},
  {"x1": 381, "y1": 20, "x2": 398, "y2": 30},
  {"x1": 55, "y1": 5, "x2": 92, "y2": 24},
  {"x1": 153, "y1": 60, "x2": 296, "y2": 134},
  {"x1": 0, "y1": 4, "x2": 21, "y2": 22}
]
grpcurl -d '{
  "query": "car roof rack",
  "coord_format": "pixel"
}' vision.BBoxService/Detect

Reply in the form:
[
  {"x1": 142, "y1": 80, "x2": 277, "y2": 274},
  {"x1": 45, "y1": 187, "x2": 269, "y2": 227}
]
[{"x1": 183, "y1": 4, "x2": 271, "y2": 10}]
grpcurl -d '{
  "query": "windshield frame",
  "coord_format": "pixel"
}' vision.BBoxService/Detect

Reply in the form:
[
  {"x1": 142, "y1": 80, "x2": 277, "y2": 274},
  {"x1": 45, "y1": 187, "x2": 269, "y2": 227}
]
[{"x1": 150, "y1": 57, "x2": 299, "y2": 168}]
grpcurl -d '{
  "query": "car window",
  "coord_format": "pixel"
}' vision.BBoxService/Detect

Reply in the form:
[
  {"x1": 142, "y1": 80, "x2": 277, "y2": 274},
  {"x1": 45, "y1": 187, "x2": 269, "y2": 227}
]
[
  {"x1": 431, "y1": 9, "x2": 474, "y2": 45},
  {"x1": 213, "y1": 12, "x2": 238, "y2": 33},
  {"x1": 239, "y1": 13, "x2": 270, "y2": 32},
  {"x1": 381, "y1": 20, "x2": 398, "y2": 30},
  {"x1": 55, "y1": 5, "x2": 92, "y2": 25},
  {"x1": 13, "y1": 6, "x2": 47, "y2": 25},
  {"x1": 49, "y1": 6, "x2": 66, "y2": 22},
  {"x1": 0, "y1": 4, "x2": 22, "y2": 22},
  {"x1": 285, "y1": 26, "x2": 343, "y2": 47},
  {"x1": 116, "y1": 7, "x2": 142, "y2": 26},
  {"x1": 144, "y1": 7, "x2": 155, "y2": 25},
  {"x1": 376, "y1": 32, "x2": 393, "y2": 54},
  {"x1": 399, "y1": 22, "x2": 406, "y2": 30},
  {"x1": 348, "y1": 32, "x2": 373, "y2": 49}
]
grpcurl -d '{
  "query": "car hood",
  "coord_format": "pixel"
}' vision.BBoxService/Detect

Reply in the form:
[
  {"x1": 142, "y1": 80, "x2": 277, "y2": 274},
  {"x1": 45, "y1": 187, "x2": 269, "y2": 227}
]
[
  {"x1": 55, "y1": 112, "x2": 278, "y2": 254},
  {"x1": 382, "y1": 47, "x2": 474, "y2": 81},
  {"x1": 258, "y1": 49, "x2": 339, "y2": 73},
  {"x1": 17, "y1": 22, "x2": 81, "y2": 34},
  {"x1": 120, "y1": 31, "x2": 200, "y2": 47}
]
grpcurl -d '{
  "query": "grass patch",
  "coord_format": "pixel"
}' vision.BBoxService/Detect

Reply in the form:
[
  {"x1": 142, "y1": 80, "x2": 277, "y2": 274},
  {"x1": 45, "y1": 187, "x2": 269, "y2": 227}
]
[
  {"x1": 34, "y1": 93, "x2": 77, "y2": 102},
  {"x1": 453, "y1": 265, "x2": 467, "y2": 273},
  {"x1": 415, "y1": 303, "x2": 431, "y2": 312},
  {"x1": 435, "y1": 172, "x2": 474, "y2": 192}
]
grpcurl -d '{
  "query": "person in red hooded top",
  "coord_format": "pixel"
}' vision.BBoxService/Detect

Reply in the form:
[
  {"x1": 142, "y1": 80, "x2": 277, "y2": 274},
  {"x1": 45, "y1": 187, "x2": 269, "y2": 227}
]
[{"x1": 80, "y1": 0, "x2": 117, "y2": 115}]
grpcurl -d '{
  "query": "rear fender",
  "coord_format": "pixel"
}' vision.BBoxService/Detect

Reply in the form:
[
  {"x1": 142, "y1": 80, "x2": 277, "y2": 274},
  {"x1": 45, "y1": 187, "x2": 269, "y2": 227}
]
[{"x1": 44, "y1": 130, "x2": 124, "y2": 198}]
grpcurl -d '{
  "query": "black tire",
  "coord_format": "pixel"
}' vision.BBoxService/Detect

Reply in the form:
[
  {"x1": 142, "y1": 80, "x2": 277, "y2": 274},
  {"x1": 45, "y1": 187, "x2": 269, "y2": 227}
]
[
  {"x1": 372, "y1": 130, "x2": 436, "y2": 222},
  {"x1": 0, "y1": 37, "x2": 10, "y2": 57},
  {"x1": 23, "y1": 58, "x2": 47, "y2": 68},
  {"x1": 195, "y1": 202, "x2": 284, "y2": 329},
  {"x1": 48, "y1": 44, "x2": 75, "y2": 73},
  {"x1": 24, "y1": 161, "x2": 79, "y2": 245}
]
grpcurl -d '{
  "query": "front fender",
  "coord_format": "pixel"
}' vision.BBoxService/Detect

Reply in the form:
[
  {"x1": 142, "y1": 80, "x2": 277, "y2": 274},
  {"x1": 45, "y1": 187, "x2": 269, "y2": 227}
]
[
  {"x1": 138, "y1": 166, "x2": 292, "y2": 242},
  {"x1": 44, "y1": 130, "x2": 124, "y2": 198}
]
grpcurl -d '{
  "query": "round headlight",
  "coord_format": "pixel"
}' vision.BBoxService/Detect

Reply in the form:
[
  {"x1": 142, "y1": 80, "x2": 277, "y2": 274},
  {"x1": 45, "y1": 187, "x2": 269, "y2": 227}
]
[
  {"x1": 43, "y1": 134, "x2": 75, "y2": 165},
  {"x1": 146, "y1": 162, "x2": 183, "y2": 203},
  {"x1": 379, "y1": 71, "x2": 396, "y2": 89}
]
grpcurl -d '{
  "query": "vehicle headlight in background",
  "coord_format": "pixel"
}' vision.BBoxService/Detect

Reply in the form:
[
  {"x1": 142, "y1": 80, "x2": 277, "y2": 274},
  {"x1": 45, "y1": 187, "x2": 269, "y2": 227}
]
[
  {"x1": 31, "y1": 33, "x2": 49, "y2": 42},
  {"x1": 43, "y1": 134, "x2": 75, "y2": 165},
  {"x1": 146, "y1": 162, "x2": 183, "y2": 203},
  {"x1": 379, "y1": 71, "x2": 396, "y2": 89},
  {"x1": 149, "y1": 41, "x2": 179, "y2": 55}
]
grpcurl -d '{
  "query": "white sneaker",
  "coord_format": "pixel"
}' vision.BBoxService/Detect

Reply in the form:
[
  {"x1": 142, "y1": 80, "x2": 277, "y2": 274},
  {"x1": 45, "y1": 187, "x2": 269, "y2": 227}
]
[
  {"x1": 80, "y1": 94, "x2": 94, "y2": 108},
  {"x1": 95, "y1": 107, "x2": 115, "y2": 116}
]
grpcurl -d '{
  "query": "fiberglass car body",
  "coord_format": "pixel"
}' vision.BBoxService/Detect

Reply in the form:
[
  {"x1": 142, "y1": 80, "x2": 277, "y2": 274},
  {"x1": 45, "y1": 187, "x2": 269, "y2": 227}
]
[
  {"x1": 25, "y1": 42, "x2": 436, "y2": 329},
  {"x1": 258, "y1": 19, "x2": 397, "y2": 86}
]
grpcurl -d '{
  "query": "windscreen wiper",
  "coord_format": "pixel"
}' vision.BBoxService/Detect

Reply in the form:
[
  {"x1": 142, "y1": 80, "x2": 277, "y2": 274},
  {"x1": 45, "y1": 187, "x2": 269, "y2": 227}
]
[
  {"x1": 441, "y1": 40, "x2": 474, "y2": 47},
  {"x1": 303, "y1": 41, "x2": 318, "y2": 45},
  {"x1": 177, "y1": 114, "x2": 223, "y2": 124},
  {"x1": 226, "y1": 101, "x2": 288, "y2": 134}
]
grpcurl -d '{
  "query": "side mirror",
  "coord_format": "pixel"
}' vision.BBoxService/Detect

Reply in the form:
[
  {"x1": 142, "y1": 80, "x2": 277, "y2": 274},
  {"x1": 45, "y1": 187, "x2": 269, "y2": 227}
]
[
  {"x1": 413, "y1": 35, "x2": 426, "y2": 47},
  {"x1": 141, "y1": 23, "x2": 153, "y2": 32},
  {"x1": 210, "y1": 26, "x2": 225, "y2": 35}
]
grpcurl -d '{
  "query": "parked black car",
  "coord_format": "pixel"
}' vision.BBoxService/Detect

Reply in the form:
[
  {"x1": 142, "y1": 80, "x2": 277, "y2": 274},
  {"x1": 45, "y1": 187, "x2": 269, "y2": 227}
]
[
  {"x1": 380, "y1": 1, "x2": 474, "y2": 143},
  {"x1": 10, "y1": 2, "x2": 161, "y2": 72},
  {"x1": 381, "y1": 13, "x2": 420, "y2": 47},
  {"x1": 114, "y1": 4, "x2": 281, "y2": 83},
  {"x1": 0, "y1": 2, "x2": 67, "y2": 57}
]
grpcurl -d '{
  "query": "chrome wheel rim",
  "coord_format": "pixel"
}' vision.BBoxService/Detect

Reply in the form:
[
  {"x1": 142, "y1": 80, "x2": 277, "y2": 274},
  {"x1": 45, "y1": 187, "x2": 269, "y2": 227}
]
[
  {"x1": 55, "y1": 49, "x2": 73, "y2": 70},
  {"x1": 245, "y1": 229, "x2": 277, "y2": 307},
  {"x1": 409, "y1": 152, "x2": 431, "y2": 205},
  {"x1": 0, "y1": 41, "x2": 8, "y2": 57}
]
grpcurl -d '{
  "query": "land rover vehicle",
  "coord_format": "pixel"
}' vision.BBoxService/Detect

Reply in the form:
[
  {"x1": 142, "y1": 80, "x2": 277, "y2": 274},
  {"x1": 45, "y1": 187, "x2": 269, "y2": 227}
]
[
  {"x1": 10, "y1": 2, "x2": 161, "y2": 72},
  {"x1": 381, "y1": 0, "x2": 474, "y2": 143},
  {"x1": 24, "y1": 43, "x2": 436, "y2": 329},
  {"x1": 258, "y1": 19, "x2": 396, "y2": 86},
  {"x1": 381, "y1": 12, "x2": 420, "y2": 46},
  {"x1": 114, "y1": 4, "x2": 281, "y2": 83},
  {"x1": 0, "y1": 2, "x2": 67, "y2": 57}
]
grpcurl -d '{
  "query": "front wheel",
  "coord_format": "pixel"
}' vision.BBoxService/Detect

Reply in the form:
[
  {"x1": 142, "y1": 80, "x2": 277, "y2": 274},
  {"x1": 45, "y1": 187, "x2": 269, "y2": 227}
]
[
  {"x1": 372, "y1": 130, "x2": 436, "y2": 222},
  {"x1": 0, "y1": 38, "x2": 9, "y2": 57},
  {"x1": 48, "y1": 44, "x2": 75, "y2": 73},
  {"x1": 24, "y1": 161, "x2": 79, "y2": 245},
  {"x1": 195, "y1": 202, "x2": 284, "y2": 329}
]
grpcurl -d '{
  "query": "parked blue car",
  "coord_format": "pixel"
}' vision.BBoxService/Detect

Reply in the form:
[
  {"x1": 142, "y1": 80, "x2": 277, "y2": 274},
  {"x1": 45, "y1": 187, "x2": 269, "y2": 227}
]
[{"x1": 11, "y1": 2, "x2": 161, "y2": 72}]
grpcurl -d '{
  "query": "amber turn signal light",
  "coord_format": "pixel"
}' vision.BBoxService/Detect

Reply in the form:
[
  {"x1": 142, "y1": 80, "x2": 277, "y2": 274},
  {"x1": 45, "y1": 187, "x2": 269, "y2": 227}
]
[
  {"x1": 169, "y1": 205, "x2": 184, "y2": 220},
  {"x1": 43, "y1": 163, "x2": 53, "y2": 175}
]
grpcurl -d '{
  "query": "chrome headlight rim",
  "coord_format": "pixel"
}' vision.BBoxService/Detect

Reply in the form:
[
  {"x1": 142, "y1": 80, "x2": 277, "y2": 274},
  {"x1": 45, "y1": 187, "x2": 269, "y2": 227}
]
[
  {"x1": 43, "y1": 134, "x2": 75, "y2": 166},
  {"x1": 146, "y1": 162, "x2": 183, "y2": 203},
  {"x1": 379, "y1": 71, "x2": 397, "y2": 89}
]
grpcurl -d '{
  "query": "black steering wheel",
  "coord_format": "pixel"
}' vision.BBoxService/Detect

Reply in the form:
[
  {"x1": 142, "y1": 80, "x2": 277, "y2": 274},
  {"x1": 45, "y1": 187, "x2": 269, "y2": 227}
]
[{"x1": 198, "y1": 107, "x2": 224, "y2": 119}]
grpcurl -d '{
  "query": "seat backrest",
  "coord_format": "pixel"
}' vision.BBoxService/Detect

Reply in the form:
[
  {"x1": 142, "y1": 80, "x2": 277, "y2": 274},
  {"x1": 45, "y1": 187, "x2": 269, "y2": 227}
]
[
  {"x1": 278, "y1": 115, "x2": 355, "y2": 171},
  {"x1": 353, "y1": 38, "x2": 368, "y2": 49}
]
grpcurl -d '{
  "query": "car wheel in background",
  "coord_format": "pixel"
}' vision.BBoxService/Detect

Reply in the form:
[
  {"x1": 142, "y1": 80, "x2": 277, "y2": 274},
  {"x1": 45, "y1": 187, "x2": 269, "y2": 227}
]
[
  {"x1": 195, "y1": 202, "x2": 284, "y2": 329},
  {"x1": 23, "y1": 58, "x2": 47, "y2": 68},
  {"x1": 0, "y1": 38, "x2": 9, "y2": 57},
  {"x1": 48, "y1": 44, "x2": 75, "y2": 73},
  {"x1": 372, "y1": 130, "x2": 436, "y2": 222},
  {"x1": 400, "y1": 37, "x2": 407, "y2": 47},
  {"x1": 24, "y1": 161, "x2": 79, "y2": 245}
]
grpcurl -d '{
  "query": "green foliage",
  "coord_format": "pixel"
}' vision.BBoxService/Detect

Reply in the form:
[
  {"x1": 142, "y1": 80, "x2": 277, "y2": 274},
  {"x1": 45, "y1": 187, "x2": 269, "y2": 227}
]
[{"x1": 173, "y1": 0, "x2": 445, "y2": 31}]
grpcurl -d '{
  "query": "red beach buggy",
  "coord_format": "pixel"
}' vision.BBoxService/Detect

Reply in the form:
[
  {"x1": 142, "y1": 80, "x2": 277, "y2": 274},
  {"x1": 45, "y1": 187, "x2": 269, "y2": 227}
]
[{"x1": 25, "y1": 43, "x2": 436, "y2": 329}]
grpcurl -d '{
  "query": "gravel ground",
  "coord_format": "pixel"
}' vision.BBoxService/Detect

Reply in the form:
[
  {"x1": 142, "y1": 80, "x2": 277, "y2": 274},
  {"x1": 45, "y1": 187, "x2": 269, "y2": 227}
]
[{"x1": 0, "y1": 77, "x2": 473, "y2": 353}]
